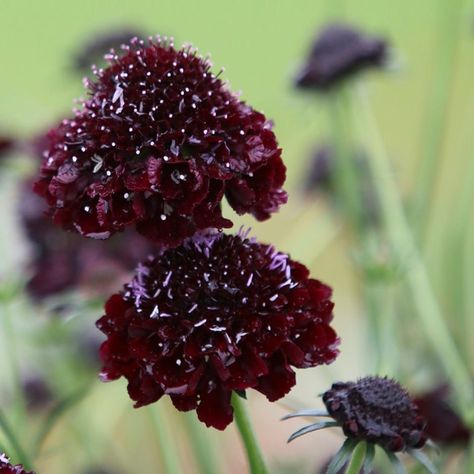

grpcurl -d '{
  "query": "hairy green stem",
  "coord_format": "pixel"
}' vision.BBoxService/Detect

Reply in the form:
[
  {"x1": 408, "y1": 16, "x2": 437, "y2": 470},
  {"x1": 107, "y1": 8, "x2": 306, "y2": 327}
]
[
  {"x1": 413, "y1": 0, "x2": 464, "y2": 240},
  {"x1": 231, "y1": 393, "x2": 268, "y2": 474},
  {"x1": 345, "y1": 442, "x2": 366, "y2": 474},
  {"x1": 354, "y1": 85, "x2": 472, "y2": 417}
]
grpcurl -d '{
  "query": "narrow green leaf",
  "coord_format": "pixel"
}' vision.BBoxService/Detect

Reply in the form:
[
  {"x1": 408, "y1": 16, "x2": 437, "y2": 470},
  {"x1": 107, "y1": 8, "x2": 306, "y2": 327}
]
[
  {"x1": 281, "y1": 409, "x2": 330, "y2": 420},
  {"x1": 288, "y1": 421, "x2": 339, "y2": 443},
  {"x1": 363, "y1": 443, "x2": 376, "y2": 473},
  {"x1": 326, "y1": 439, "x2": 357, "y2": 474},
  {"x1": 385, "y1": 451, "x2": 407, "y2": 474},
  {"x1": 407, "y1": 449, "x2": 438, "y2": 474}
]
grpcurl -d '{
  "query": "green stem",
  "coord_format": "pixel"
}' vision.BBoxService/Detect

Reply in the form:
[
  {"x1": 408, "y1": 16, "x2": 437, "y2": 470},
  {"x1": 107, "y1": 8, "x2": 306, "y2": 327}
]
[
  {"x1": 345, "y1": 442, "x2": 366, "y2": 474},
  {"x1": 150, "y1": 404, "x2": 182, "y2": 474},
  {"x1": 231, "y1": 393, "x2": 268, "y2": 474},
  {"x1": 413, "y1": 0, "x2": 464, "y2": 241},
  {"x1": 183, "y1": 412, "x2": 218, "y2": 474},
  {"x1": 0, "y1": 408, "x2": 34, "y2": 471},
  {"x1": 1, "y1": 301, "x2": 27, "y2": 425},
  {"x1": 329, "y1": 90, "x2": 394, "y2": 374},
  {"x1": 354, "y1": 85, "x2": 472, "y2": 417}
]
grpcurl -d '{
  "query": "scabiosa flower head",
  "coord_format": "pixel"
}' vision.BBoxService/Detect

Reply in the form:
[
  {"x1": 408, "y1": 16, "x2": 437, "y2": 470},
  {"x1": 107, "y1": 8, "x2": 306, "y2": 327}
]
[
  {"x1": 97, "y1": 229, "x2": 339, "y2": 429},
  {"x1": 34, "y1": 37, "x2": 287, "y2": 246},
  {"x1": 414, "y1": 384, "x2": 471, "y2": 446},
  {"x1": 0, "y1": 454, "x2": 34, "y2": 474},
  {"x1": 323, "y1": 376, "x2": 427, "y2": 452},
  {"x1": 295, "y1": 23, "x2": 387, "y2": 90}
]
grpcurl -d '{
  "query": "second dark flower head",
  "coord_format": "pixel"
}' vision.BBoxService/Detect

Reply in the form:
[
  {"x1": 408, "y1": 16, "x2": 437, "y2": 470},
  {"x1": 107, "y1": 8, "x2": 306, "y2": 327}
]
[
  {"x1": 34, "y1": 37, "x2": 287, "y2": 246},
  {"x1": 97, "y1": 229, "x2": 339, "y2": 429}
]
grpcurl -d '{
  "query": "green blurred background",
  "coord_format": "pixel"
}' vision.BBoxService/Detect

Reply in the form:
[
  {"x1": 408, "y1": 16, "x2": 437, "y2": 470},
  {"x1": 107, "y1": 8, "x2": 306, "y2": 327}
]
[{"x1": 0, "y1": 0, "x2": 473, "y2": 472}]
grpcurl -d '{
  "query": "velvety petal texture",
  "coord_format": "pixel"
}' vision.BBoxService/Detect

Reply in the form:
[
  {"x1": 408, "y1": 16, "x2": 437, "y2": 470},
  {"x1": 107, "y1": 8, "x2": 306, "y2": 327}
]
[
  {"x1": 97, "y1": 229, "x2": 339, "y2": 429},
  {"x1": 323, "y1": 376, "x2": 427, "y2": 452},
  {"x1": 295, "y1": 23, "x2": 387, "y2": 90},
  {"x1": 0, "y1": 454, "x2": 34, "y2": 474},
  {"x1": 34, "y1": 37, "x2": 287, "y2": 246}
]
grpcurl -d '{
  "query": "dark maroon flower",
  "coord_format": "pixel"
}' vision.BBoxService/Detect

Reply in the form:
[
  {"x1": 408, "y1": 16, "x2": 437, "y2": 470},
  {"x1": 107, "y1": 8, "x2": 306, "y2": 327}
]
[
  {"x1": 97, "y1": 229, "x2": 339, "y2": 430},
  {"x1": 0, "y1": 454, "x2": 34, "y2": 474},
  {"x1": 73, "y1": 27, "x2": 146, "y2": 72},
  {"x1": 295, "y1": 24, "x2": 387, "y2": 90},
  {"x1": 22, "y1": 376, "x2": 54, "y2": 412},
  {"x1": 323, "y1": 377, "x2": 427, "y2": 452},
  {"x1": 304, "y1": 144, "x2": 380, "y2": 226},
  {"x1": 20, "y1": 179, "x2": 156, "y2": 300},
  {"x1": 34, "y1": 37, "x2": 287, "y2": 246},
  {"x1": 414, "y1": 384, "x2": 471, "y2": 446},
  {"x1": 304, "y1": 145, "x2": 333, "y2": 193},
  {"x1": 0, "y1": 136, "x2": 15, "y2": 159}
]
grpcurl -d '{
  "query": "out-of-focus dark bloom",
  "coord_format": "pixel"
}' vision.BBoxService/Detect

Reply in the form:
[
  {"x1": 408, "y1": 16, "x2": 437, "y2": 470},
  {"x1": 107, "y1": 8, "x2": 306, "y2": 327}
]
[
  {"x1": 73, "y1": 27, "x2": 145, "y2": 73},
  {"x1": 323, "y1": 377, "x2": 427, "y2": 452},
  {"x1": 304, "y1": 145, "x2": 333, "y2": 193},
  {"x1": 20, "y1": 179, "x2": 156, "y2": 300},
  {"x1": 22, "y1": 376, "x2": 54, "y2": 412},
  {"x1": 34, "y1": 37, "x2": 287, "y2": 246},
  {"x1": 295, "y1": 23, "x2": 387, "y2": 90},
  {"x1": 414, "y1": 384, "x2": 471, "y2": 446},
  {"x1": 0, "y1": 454, "x2": 34, "y2": 474},
  {"x1": 97, "y1": 229, "x2": 339, "y2": 430},
  {"x1": 0, "y1": 136, "x2": 15, "y2": 160},
  {"x1": 304, "y1": 145, "x2": 380, "y2": 226}
]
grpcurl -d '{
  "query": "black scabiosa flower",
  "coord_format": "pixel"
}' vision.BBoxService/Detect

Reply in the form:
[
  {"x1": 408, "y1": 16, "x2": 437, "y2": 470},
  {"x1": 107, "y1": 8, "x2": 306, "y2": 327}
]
[
  {"x1": 284, "y1": 376, "x2": 436, "y2": 474},
  {"x1": 20, "y1": 179, "x2": 156, "y2": 300},
  {"x1": 322, "y1": 377, "x2": 426, "y2": 452},
  {"x1": 414, "y1": 384, "x2": 471, "y2": 446},
  {"x1": 34, "y1": 37, "x2": 287, "y2": 246},
  {"x1": 0, "y1": 454, "x2": 34, "y2": 474},
  {"x1": 295, "y1": 24, "x2": 387, "y2": 90},
  {"x1": 97, "y1": 229, "x2": 339, "y2": 430}
]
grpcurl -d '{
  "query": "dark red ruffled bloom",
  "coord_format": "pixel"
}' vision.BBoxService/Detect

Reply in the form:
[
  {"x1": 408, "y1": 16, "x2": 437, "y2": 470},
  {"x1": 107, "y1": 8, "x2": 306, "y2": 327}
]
[
  {"x1": 34, "y1": 37, "x2": 287, "y2": 246},
  {"x1": 323, "y1": 376, "x2": 427, "y2": 452},
  {"x1": 0, "y1": 454, "x2": 34, "y2": 474},
  {"x1": 97, "y1": 230, "x2": 339, "y2": 429},
  {"x1": 20, "y1": 179, "x2": 156, "y2": 300},
  {"x1": 414, "y1": 384, "x2": 471, "y2": 446},
  {"x1": 295, "y1": 24, "x2": 387, "y2": 90}
]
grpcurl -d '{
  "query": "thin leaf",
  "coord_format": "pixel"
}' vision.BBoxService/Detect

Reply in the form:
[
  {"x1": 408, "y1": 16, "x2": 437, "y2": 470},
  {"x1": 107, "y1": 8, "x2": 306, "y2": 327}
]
[
  {"x1": 34, "y1": 383, "x2": 92, "y2": 456},
  {"x1": 326, "y1": 439, "x2": 357, "y2": 474},
  {"x1": 281, "y1": 409, "x2": 331, "y2": 420},
  {"x1": 407, "y1": 449, "x2": 438, "y2": 474},
  {"x1": 363, "y1": 443, "x2": 376, "y2": 473},
  {"x1": 385, "y1": 451, "x2": 407, "y2": 474},
  {"x1": 288, "y1": 421, "x2": 339, "y2": 443},
  {"x1": 425, "y1": 439, "x2": 440, "y2": 455}
]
